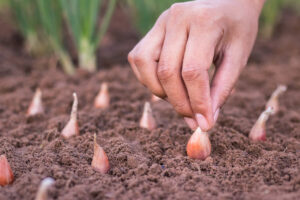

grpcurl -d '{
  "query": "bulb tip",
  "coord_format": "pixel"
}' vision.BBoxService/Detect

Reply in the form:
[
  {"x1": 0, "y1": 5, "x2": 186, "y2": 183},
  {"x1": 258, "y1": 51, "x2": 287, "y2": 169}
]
[
  {"x1": 144, "y1": 102, "x2": 152, "y2": 114},
  {"x1": 266, "y1": 106, "x2": 273, "y2": 112},
  {"x1": 36, "y1": 88, "x2": 42, "y2": 94},
  {"x1": 264, "y1": 106, "x2": 274, "y2": 116},
  {"x1": 195, "y1": 127, "x2": 202, "y2": 133},
  {"x1": 140, "y1": 101, "x2": 156, "y2": 130},
  {"x1": 249, "y1": 107, "x2": 272, "y2": 142},
  {"x1": 94, "y1": 133, "x2": 97, "y2": 143},
  {"x1": 101, "y1": 82, "x2": 108, "y2": 89},
  {"x1": 278, "y1": 84, "x2": 287, "y2": 92},
  {"x1": 27, "y1": 88, "x2": 44, "y2": 116},
  {"x1": 41, "y1": 177, "x2": 55, "y2": 187},
  {"x1": 94, "y1": 83, "x2": 110, "y2": 109}
]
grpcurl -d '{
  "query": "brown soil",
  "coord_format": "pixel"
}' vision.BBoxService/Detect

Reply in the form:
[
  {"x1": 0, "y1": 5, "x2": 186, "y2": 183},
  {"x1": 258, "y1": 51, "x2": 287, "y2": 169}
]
[{"x1": 0, "y1": 8, "x2": 300, "y2": 200}]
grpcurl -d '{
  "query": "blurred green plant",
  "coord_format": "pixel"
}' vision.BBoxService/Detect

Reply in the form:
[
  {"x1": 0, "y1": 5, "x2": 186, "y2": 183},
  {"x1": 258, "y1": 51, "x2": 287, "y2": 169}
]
[
  {"x1": 126, "y1": 0, "x2": 188, "y2": 36},
  {"x1": 260, "y1": 0, "x2": 300, "y2": 38},
  {"x1": 37, "y1": 0, "x2": 75, "y2": 75},
  {"x1": 259, "y1": 0, "x2": 284, "y2": 38},
  {"x1": 8, "y1": 0, "x2": 117, "y2": 74},
  {"x1": 283, "y1": 0, "x2": 300, "y2": 13},
  {"x1": 0, "y1": 0, "x2": 8, "y2": 11},
  {"x1": 60, "y1": 0, "x2": 117, "y2": 72},
  {"x1": 9, "y1": 0, "x2": 44, "y2": 55}
]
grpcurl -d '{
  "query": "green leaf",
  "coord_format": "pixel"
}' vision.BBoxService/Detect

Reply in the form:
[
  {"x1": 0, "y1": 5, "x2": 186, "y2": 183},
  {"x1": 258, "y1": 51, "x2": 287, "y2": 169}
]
[{"x1": 60, "y1": 0, "x2": 117, "y2": 71}]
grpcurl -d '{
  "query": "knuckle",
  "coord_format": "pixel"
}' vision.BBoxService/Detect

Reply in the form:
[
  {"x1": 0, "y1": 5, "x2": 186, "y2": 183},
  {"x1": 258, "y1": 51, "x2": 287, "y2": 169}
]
[
  {"x1": 157, "y1": 65, "x2": 177, "y2": 81},
  {"x1": 169, "y1": 3, "x2": 183, "y2": 16},
  {"x1": 159, "y1": 10, "x2": 169, "y2": 20},
  {"x1": 199, "y1": 7, "x2": 212, "y2": 18},
  {"x1": 191, "y1": 99, "x2": 207, "y2": 113},
  {"x1": 173, "y1": 102, "x2": 190, "y2": 117},
  {"x1": 191, "y1": 7, "x2": 216, "y2": 26},
  {"x1": 134, "y1": 53, "x2": 147, "y2": 66},
  {"x1": 127, "y1": 51, "x2": 134, "y2": 63},
  {"x1": 182, "y1": 66, "x2": 205, "y2": 81}
]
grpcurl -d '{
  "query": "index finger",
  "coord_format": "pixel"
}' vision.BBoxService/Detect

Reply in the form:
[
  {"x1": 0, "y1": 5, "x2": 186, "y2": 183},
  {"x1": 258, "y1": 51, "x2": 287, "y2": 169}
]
[
  {"x1": 181, "y1": 28, "x2": 219, "y2": 131},
  {"x1": 128, "y1": 11, "x2": 168, "y2": 97}
]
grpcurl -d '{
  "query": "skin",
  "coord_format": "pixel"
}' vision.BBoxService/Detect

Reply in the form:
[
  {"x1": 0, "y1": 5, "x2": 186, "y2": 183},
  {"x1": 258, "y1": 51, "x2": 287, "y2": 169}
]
[{"x1": 128, "y1": 0, "x2": 266, "y2": 131}]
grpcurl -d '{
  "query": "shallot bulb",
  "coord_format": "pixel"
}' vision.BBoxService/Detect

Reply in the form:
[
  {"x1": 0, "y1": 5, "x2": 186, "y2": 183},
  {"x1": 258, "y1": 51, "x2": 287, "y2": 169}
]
[
  {"x1": 91, "y1": 134, "x2": 110, "y2": 174},
  {"x1": 35, "y1": 177, "x2": 55, "y2": 200},
  {"x1": 249, "y1": 107, "x2": 274, "y2": 141},
  {"x1": 94, "y1": 82, "x2": 110, "y2": 109},
  {"x1": 0, "y1": 155, "x2": 14, "y2": 186},
  {"x1": 266, "y1": 85, "x2": 287, "y2": 114},
  {"x1": 27, "y1": 88, "x2": 44, "y2": 116},
  {"x1": 186, "y1": 127, "x2": 211, "y2": 160},
  {"x1": 139, "y1": 102, "x2": 156, "y2": 130},
  {"x1": 61, "y1": 93, "x2": 79, "y2": 139}
]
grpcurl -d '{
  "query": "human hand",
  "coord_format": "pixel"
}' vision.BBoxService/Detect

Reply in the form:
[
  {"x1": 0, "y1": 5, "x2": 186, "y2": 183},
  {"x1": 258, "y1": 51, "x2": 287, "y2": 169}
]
[{"x1": 128, "y1": 0, "x2": 265, "y2": 131}]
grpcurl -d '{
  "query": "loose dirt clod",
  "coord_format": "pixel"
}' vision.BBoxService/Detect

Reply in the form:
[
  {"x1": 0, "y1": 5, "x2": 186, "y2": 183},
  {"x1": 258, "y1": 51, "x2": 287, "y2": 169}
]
[
  {"x1": 186, "y1": 127, "x2": 211, "y2": 160},
  {"x1": 94, "y1": 82, "x2": 110, "y2": 109},
  {"x1": 27, "y1": 88, "x2": 44, "y2": 116},
  {"x1": 139, "y1": 101, "x2": 156, "y2": 130},
  {"x1": 91, "y1": 134, "x2": 110, "y2": 174},
  {"x1": 266, "y1": 85, "x2": 287, "y2": 114},
  {"x1": 0, "y1": 155, "x2": 14, "y2": 186},
  {"x1": 249, "y1": 106, "x2": 274, "y2": 141},
  {"x1": 35, "y1": 177, "x2": 55, "y2": 200},
  {"x1": 61, "y1": 93, "x2": 79, "y2": 139}
]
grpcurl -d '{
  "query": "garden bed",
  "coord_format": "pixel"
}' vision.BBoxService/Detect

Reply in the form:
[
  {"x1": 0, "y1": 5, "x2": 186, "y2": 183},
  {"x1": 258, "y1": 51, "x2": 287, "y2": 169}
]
[{"x1": 0, "y1": 9, "x2": 299, "y2": 200}]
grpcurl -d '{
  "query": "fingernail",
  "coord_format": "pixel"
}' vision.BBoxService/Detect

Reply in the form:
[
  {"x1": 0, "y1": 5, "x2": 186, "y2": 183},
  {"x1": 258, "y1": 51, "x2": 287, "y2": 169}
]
[
  {"x1": 195, "y1": 114, "x2": 209, "y2": 131},
  {"x1": 214, "y1": 108, "x2": 220, "y2": 123},
  {"x1": 184, "y1": 117, "x2": 198, "y2": 130}
]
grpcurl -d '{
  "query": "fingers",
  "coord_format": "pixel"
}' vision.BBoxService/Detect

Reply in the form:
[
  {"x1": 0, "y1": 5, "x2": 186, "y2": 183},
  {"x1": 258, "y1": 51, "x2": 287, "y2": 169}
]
[
  {"x1": 184, "y1": 117, "x2": 198, "y2": 131},
  {"x1": 211, "y1": 41, "x2": 248, "y2": 115},
  {"x1": 128, "y1": 52, "x2": 141, "y2": 81},
  {"x1": 182, "y1": 27, "x2": 219, "y2": 131},
  {"x1": 127, "y1": 11, "x2": 167, "y2": 97},
  {"x1": 157, "y1": 15, "x2": 193, "y2": 117}
]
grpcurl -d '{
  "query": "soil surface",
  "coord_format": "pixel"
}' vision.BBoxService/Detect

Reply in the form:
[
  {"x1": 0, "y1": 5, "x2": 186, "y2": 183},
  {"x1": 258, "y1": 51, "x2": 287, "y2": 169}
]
[{"x1": 0, "y1": 8, "x2": 300, "y2": 200}]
